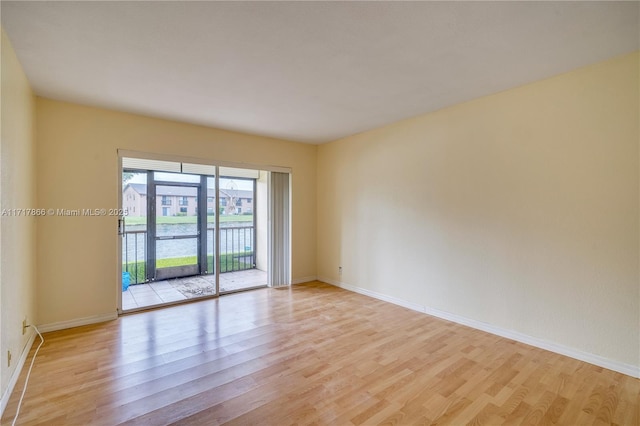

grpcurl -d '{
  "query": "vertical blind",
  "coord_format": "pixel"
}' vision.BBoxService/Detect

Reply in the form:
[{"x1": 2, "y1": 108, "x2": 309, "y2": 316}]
[{"x1": 268, "y1": 172, "x2": 291, "y2": 287}]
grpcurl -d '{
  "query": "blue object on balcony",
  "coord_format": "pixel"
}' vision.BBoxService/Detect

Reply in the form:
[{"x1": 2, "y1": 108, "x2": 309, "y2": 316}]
[{"x1": 122, "y1": 272, "x2": 130, "y2": 292}]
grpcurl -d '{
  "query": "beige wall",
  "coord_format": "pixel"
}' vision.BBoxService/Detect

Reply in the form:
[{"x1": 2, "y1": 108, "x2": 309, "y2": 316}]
[
  {"x1": 0, "y1": 30, "x2": 37, "y2": 398},
  {"x1": 3, "y1": 31, "x2": 637, "y2": 384},
  {"x1": 35, "y1": 99, "x2": 317, "y2": 326},
  {"x1": 318, "y1": 52, "x2": 639, "y2": 369}
]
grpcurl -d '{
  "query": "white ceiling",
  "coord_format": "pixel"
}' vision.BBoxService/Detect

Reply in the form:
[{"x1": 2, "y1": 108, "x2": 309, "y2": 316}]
[{"x1": 1, "y1": 1, "x2": 638, "y2": 144}]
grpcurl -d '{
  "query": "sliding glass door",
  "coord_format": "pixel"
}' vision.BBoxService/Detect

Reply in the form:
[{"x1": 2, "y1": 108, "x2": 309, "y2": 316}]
[{"x1": 120, "y1": 159, "x2": 270, "y2": 312}]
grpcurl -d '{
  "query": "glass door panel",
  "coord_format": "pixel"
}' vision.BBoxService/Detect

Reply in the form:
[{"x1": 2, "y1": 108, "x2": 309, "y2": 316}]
[{"x1": 218, "y1": 171, "x2": 264, "y2": 293}]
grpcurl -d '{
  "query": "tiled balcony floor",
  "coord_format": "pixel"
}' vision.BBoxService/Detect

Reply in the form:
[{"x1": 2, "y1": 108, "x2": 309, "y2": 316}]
[{"x1": 122, "y1": 269, "x2": 267, "y2": 311}]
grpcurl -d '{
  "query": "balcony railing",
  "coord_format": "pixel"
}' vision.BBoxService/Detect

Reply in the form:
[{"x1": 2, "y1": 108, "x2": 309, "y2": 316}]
[
  {"x1": 122, "y1": 230, "x2": 147, "y2": 284},
  {"x1": 209, "y1": 226, "x2": 255, "y2": 274},
  {"x1": 122, "y1": 226, "x2": 255, "y2": 286}
]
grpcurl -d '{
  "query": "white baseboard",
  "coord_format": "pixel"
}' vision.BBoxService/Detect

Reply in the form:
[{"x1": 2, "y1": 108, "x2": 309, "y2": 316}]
[
  {"x1": 37, "y1": 311, "x2": 118, "y2": 333},
  {"x1": 292, "y1": 276, "x2": 317, "y2": 285},
  {"x1": 321, "y1": 276, "x2": 425, "y2": 313},
  {"x1": 0, "y1": 332, "x2": 37, "y2": 418},
  {"x1": 320, "y1": 276, "x2": 640, "y2": 379}
]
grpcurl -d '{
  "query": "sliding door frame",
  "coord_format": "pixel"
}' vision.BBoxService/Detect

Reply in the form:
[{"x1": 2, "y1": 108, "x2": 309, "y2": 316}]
[{"x1": 117, "y1": 150, "x2": 291, "y2": 313}]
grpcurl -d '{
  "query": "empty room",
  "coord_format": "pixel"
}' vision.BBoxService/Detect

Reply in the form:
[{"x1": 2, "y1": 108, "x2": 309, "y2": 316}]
[{"x1": 1, "y1": 2, "x2": 639, "y2": 425}]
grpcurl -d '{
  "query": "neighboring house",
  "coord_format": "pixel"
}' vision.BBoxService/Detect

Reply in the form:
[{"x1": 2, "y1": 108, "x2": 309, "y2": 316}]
[
  {"x1": 123, "y1": 182, "x2": 253, "y2": 217},
  {"x1": 219, "y1": 189, "x2": 253, "y2": 215},
  {"x1": 123, "y1": 183, "x2": 148, "y2": 216}
]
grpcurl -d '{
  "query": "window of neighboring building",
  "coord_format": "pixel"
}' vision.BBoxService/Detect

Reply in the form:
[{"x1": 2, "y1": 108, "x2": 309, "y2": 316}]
[
  {"x1": 180, "y1": 207, "x2": 187, "y2": 213},
  {"x1": 162, "y1": 196, "x2": 171, "y2": 206},
  {"x1": 179, "y1": 196, "x2": 188, "y2": 206}
]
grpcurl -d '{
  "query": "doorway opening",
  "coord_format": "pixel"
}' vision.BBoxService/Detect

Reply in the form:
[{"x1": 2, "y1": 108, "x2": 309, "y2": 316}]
[{"x1": 120, "y1": 163, "x2": 269, "y2": 311}]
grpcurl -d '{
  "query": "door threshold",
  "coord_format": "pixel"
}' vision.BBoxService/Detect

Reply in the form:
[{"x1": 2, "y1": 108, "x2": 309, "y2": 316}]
[{"x1": 120, "y1": 293, "x2": 219, "y2": 315}]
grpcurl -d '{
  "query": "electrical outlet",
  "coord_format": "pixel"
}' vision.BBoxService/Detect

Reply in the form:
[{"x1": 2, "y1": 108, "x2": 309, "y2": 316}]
[
  {"x1": 338, "y1": 266, "x2": 342, "y2": 275},
  {"x1": 7, "y1": 351, "x2": 11, "y2": 367},
  {"x1": 22, "y1": 318, "x2": 28, "y2": 335}
]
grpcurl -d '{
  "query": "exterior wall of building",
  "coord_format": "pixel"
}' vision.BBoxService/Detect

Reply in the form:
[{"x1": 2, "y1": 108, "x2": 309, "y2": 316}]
[{"x1": 122, "y1": 186, "x2": 146, "y2": 217}]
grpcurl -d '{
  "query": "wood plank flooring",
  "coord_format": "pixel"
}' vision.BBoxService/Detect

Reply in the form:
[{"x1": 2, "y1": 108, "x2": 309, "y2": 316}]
[{"x1": 2, "y1": 281, "x2": 638, "y2": 425}]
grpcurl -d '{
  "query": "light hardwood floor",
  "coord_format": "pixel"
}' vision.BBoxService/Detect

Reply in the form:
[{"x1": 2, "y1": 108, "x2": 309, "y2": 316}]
[{"x1": 2, "y1": 281, "x2": 638, "y2": 425}]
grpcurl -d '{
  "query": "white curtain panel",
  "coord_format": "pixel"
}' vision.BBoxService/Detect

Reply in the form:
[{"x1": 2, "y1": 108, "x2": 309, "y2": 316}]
[{"x1": 268, "y1": 172, "x2": 291, "y2": 287}]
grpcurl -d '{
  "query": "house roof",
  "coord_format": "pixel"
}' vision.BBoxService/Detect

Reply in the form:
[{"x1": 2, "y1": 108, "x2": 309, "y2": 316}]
[
  {"x1": 125, "y1": 183, "x2": 252, "y2": 199},
  {"x1": 126, "y1": 183, "x2": 147, "y2": 196}
]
